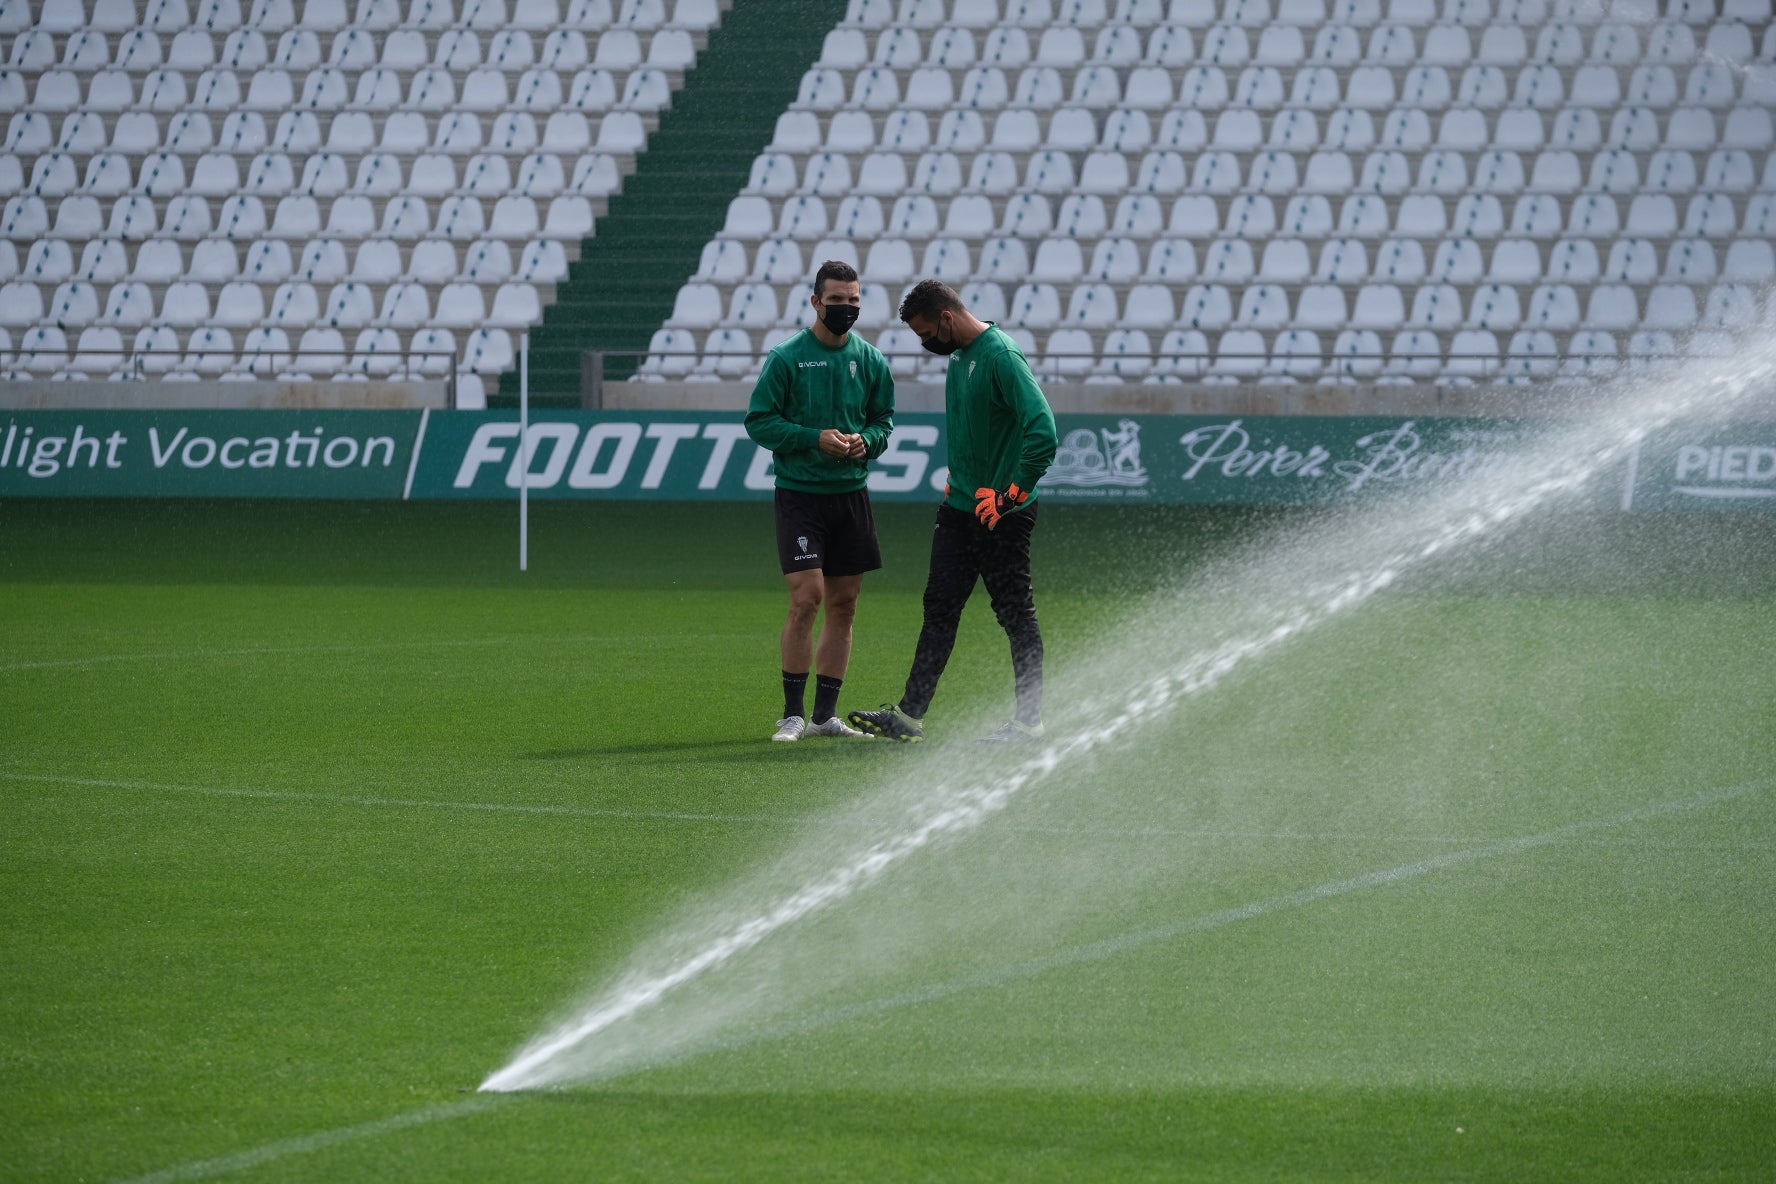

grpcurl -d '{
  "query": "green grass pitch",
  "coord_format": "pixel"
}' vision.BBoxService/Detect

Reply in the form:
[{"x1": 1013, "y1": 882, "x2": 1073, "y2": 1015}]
[{"x1": 2, "y1": 497, "x2": 1773, "y2": 1182}]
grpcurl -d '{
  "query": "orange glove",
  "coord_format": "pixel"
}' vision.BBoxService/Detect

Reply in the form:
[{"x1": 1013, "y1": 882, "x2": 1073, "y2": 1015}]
[{"x1": 973, "y1": 484, "x2": 1027, "y2": 530}]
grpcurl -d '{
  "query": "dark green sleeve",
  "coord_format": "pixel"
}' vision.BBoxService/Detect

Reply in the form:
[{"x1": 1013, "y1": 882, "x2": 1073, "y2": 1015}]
[
  {"x1": 743, "y1": 350, "x2": 820, "y2": 455},
  {"x1": 860, "y1": 351, "x2": 895, "y2": 461},
  {"x1": 996, "y1": 349, "x2": 1057, "y2": 491}
]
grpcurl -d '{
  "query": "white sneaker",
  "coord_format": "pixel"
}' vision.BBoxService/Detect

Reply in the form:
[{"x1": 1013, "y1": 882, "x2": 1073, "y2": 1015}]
[
  {"x1": 807, "y1": 715, "x2": 870, "y2": 738},
  {"x1": 771, "y1": 715, "x2": 807, "y2": 742}
]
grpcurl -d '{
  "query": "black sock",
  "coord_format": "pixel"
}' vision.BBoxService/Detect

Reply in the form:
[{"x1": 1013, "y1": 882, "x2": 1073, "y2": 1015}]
[
  {"x1": 782, "y1": 671, "x2": 808, "y2": 720},
  {"x1": 812, "y1": 675, "x2": 843, "y2": 724}
]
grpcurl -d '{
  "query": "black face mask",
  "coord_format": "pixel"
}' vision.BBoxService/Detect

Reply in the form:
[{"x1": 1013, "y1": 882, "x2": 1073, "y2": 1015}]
[
  {"x1": 920, "y1": 319, "x2": 959, "y2": 356},
  {"x1": 820, "y1": 303, "x2": 860, "y2": 335}
]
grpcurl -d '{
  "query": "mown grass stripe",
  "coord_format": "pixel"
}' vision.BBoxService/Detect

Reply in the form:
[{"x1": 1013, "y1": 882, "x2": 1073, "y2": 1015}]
[
  {"x1": 114, "y1": 1098, "x2": 509, "y2": 1184},
  {"x1": 0, "y1": 632, "x2": 756, "y2": 674},
  {"x1": 111, "y1": 778, "x2": 1768, "y2": 1181},
  {"x1": 1, "y1": 771, "x2": 797, "y2": 825}
]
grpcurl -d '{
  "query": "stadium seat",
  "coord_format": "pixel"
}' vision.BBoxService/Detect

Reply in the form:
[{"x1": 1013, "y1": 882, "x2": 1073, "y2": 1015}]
[
  {"x1": 214, "y1": 280, "x2": 267, "y2": 327},
  {"x1": 398, "y1": 239, "x2": 452, "y2": 286},
  {"x1": 977, "y1": 237, "x2": 1030, "y2": 282},
  {"x1": 1154, "y1": 328, "x2": 1209, "y2": 378},
  {"x1": 1721, "y1": 106, "x2": 1772, "y2": 150},
  {"x1": 1644, "y1": 284, "x2": 1698, "y2": 330},
  {"x1": 1623, "y1": 328, "x2": 1679, "y2": 372},
  {"x1": 76, "y1": 239, "x2": 129, "y2": 284},
  {"x1": 1096, "y1": 327, "x2": 1154, "y2": 378},
  {"x1": 1723, "y1": 239, "x2": 1775, "y2": 283},
  {"x1": 1117, "y1": 281, "x2": 1174, "y2": 328},
  {"x1": 15, "y1": 324, "x2": 71, "y2": 374},
  {"x1": 1702, "y1": 284, "x2": 1757, "y2": 329},
  {"x1": 179, "y1": 324, "x2": 234, "y2": 375},
  {"x1": 73, "y1": 324, "x2": 126, "y2": 373},
  {"x1": 1467, "y1": 282, "x2": 1522, "y2": 329},
  {"x1": 1553, "y1": 329, "x2": 1615, "y2": 381},
  {"x1": 1212, "y1": 329, "x2": 1267, "y2": 377},
  {"x1": 11, "y1": 0, "x2": 1765, "y2": 387},
  {"x1": 1180, "y1": 283, "x2": 1233, "y2": 327},
  {"x1": 488, "y1": 284, "x2": 541, "y2": 329},
  {"x1": 1430, "y1": 238, "x2": 1484, "y2": 283},
  {"x1": 1007, "y1": 282, "x2": 1063, "y2": 328},
  {"x1": 1259, "y1": 239, "x2": 1312, "y2": 283},
  {"x1": 1295, "y1": 284, "x2": 1349, "y2": 329},
  {"x1": 1143, "y1": 237, "x2": 1197, "y2": 280},
  {"x1": 725, "y1": 282, "x2": 779, "y2": 328},
  {"x1": 287, "y1": 246, "x2": 343, "y2": 294},
  {"x1": 1043, "y1": 328, "x2": 1096, "y2": 379},
  {"x1": 0, "y1": 279, "x2": 42, "y2": 328},
  {"x1": 1237, "y1": 284, "x2": 1292, "y2": 328},
  {"x1": 956, "y1": 280, "x2": 1006, "y2": 322},
  {"x1": 24, "y1": 239, "x2": 73, "y2": 285},
  {"x1": 1509, "y1": 194, "x2": 1564, "y2": 239},
  {"x1": 1663, "y1": 238, "x2": 1718, "y2": 284},
  {"x1": 123, "y1": 324, "x2": 179, "y2": 373},
  {"x1": 1264, "y1": 328, "x2": 1320, "y2": 379},
  {"x1": 1677, "y1": 192, "x2": 1735, "y2": 239},
  {"x1": 1320, "y1": 326, "x2": 1379, "y2": 378},
  {"x1": 1064, "y1": 281, "x2": 1120, "y2": 327},
  {"x1": 461, "y1": 240, "x2": 512, "y2": 284},
  {"x1": 1342, "y1": 282, "x2": 1399, "y2": 328}
]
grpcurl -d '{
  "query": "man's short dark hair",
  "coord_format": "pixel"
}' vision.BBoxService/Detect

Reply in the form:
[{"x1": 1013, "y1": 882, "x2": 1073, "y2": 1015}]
[
  {"x1": 898, "y1": 279, "x2": 966, "y2": 324},
  {"x1": 814, "y1": 260, "x2": 858, "y2": 298}
]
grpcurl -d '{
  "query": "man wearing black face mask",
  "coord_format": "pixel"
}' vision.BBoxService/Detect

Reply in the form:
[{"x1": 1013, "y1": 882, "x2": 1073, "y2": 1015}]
[
  {"x1": 744, "y1": 260, "x2": 896, "y2": 743},
  {"x1": 849, "y1": 280, "x2": 1058, "y2": 744}
]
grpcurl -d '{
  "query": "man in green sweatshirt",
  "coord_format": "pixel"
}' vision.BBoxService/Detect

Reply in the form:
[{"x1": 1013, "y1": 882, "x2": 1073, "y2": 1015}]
[
  {"x1": 743, "y1": 260, "x2": 896, "y2": 742},
  {"x1": 849, "y1": 279, "x2": 1059, "y2": 744}
]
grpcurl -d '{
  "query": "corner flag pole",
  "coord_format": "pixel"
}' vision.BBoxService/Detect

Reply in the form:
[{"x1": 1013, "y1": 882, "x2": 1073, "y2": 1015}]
[{"x1": 519, "y1": 331, "x2": 529, "y2": 572}]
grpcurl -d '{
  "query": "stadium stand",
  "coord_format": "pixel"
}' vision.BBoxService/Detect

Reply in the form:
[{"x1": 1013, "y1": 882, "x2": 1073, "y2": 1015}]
[
  {"x1": 1, "y1": 0, "x2": 731, "y2": 396},
  {"x1": 636, "y1": 0, "x2": 1776, "y2": 388},
  {"x1": 0, "y1": 0, "x2": 1772, "y2": 398}
]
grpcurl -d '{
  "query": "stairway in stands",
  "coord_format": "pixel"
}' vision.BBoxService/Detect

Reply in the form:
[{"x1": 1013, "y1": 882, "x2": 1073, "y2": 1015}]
[{"x1": 495, "y1": 0, "x2": 840, "y2": 406}]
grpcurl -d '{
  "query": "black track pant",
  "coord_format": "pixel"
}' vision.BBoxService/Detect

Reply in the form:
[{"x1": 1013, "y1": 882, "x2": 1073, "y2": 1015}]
[{"x1": 901, "y1": 501, "x2": 1043, "y2": 726}]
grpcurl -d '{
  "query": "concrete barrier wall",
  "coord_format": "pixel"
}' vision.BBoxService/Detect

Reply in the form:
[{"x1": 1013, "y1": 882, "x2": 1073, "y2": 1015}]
[{"x1": 0, "y1": 379, "x2": 452, "y2": 411}]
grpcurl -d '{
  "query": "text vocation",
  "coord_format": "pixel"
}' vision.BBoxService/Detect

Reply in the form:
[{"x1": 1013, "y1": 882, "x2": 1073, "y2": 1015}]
[{"x1": 0, "y1": 422, "x2": 400, "y2": 478}]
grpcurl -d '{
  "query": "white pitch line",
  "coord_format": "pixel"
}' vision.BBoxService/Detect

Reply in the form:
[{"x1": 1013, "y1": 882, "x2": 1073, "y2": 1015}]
[
  {"x1": 108, "y1": 776, "x2": 1771, "y2": 1182},
  {"x1": 10, "y1": 770, "x2": 1770, "y2": 850},
  {"x1": 114, "y1": 1097, "x2": 509, "y2": 1184},
  {"x1": 0, "y1": 771, "x2": 799, "y2": 826},
  {"x1": 0, "y1": 633, "x2": 756, "y2": 675},
  {"x1": 667, "y1": 774, "x2": 1776, "y2": 1066}
]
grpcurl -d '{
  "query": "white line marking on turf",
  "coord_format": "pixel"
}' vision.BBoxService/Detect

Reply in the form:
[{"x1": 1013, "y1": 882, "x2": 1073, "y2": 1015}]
[
  {"x1": 9, "y1": 770, "x2": 1772, "y2": 850},
  {"x1": 107, "y1": 777, "x2": 1771, "y2": 1182},
  {"x1": 114, "y1": 1097, "x2": 509, "y2": 1184},
  {"x1": 0, "y1": 633, "x2": 757, "y2": 675},
  {"x1": 653, "y1": 776, "x2": 1776, "y2": 1066},
  {"x1": 0, "y1": 772, "x2": 798, "y2": 826}
]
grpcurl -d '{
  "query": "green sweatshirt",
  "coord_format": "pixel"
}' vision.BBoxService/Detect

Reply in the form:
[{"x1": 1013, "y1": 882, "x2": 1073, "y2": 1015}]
[
  {"x1": 743, "y1": 328, "x2": 896, "y2": 494},
  {"x1": 941, "y1": 324, "x2": 1058, "y2": 515}
]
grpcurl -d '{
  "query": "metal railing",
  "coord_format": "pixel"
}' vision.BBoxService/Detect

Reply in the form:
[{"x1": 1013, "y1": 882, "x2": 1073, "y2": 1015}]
[
  {"x1": 584, "y1": 345, "x2": 1733, "y2": 404},
  {"x1": 1, "y1": 348, "x2": 462, "y2": 406}
]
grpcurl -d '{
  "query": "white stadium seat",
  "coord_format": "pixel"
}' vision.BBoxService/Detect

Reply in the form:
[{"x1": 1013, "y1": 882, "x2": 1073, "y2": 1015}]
[
  {"x1": 394, "y1": 241, "x2": 450, "y2": 286},
  {"x1": 9, "y1": 0, "x2": 1768, "y2": 385}
]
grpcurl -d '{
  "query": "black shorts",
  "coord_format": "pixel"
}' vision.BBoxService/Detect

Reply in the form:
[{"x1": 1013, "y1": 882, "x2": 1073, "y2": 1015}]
[{"x1": 774, "y1": 488, "x2": 883, "y2": 577}]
